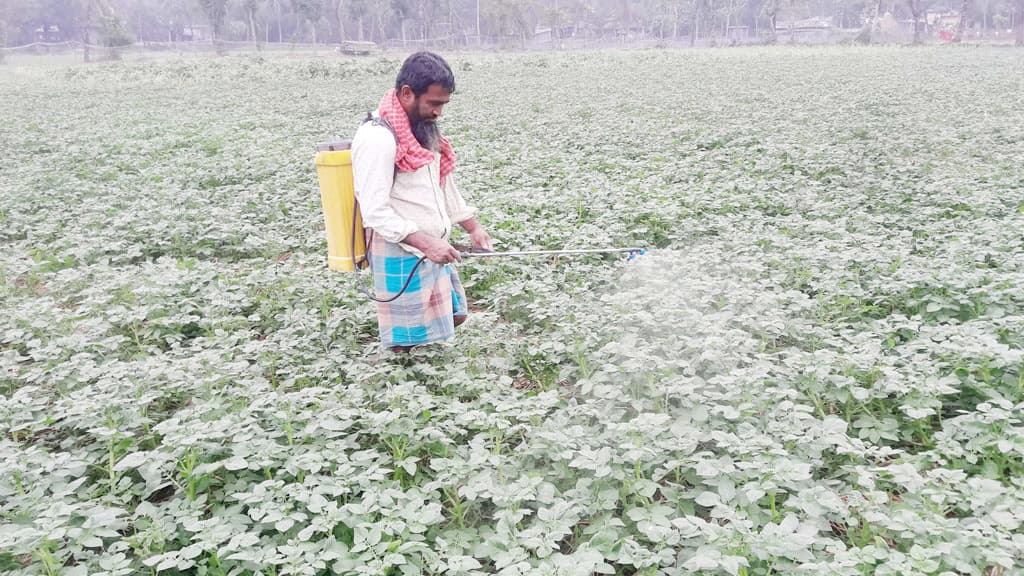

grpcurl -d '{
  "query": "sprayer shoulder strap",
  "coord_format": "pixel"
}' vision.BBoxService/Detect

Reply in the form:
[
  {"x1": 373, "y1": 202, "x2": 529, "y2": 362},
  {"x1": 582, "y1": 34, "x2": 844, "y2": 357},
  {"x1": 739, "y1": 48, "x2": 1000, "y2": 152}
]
[
  {"x1": 354, "y1": 112, "x2": 397, "y2": 271},
  {"x1": 362, "y1": 113, "x2": 400, "y2": 184},
  {"x1": 363, "y1": 112, "x2": 399, "y2": 145}
]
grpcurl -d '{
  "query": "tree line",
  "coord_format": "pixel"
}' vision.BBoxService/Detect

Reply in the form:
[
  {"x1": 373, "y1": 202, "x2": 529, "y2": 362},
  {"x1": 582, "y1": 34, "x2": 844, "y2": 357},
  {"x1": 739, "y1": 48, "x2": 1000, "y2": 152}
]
[{"x1": 2, "y1": 0, "x2": 1023, "y2": 50}]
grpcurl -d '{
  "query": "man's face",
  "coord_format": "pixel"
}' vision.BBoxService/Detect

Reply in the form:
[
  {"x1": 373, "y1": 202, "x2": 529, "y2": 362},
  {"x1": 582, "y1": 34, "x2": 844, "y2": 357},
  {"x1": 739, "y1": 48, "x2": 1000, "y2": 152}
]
[
  {"x1": 400, "y1": 84, "x2": 451, "y2": 150},
  {"x1": 406, "y1": 84, "x2": 450, "y2": 124}
]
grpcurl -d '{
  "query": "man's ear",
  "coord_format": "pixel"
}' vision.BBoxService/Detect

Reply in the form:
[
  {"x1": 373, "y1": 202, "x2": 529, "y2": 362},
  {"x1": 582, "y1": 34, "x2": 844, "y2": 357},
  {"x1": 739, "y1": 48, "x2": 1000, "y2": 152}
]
[{"x1": 398, "y1": 85, "x2": 415, "y2": 106}]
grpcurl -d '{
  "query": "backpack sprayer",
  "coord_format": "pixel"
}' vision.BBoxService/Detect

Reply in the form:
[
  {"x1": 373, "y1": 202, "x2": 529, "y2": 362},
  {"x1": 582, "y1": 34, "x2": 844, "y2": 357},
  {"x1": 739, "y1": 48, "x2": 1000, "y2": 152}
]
[{"x1": 314, "y1": 140, "x2": 646, "y2": 300}]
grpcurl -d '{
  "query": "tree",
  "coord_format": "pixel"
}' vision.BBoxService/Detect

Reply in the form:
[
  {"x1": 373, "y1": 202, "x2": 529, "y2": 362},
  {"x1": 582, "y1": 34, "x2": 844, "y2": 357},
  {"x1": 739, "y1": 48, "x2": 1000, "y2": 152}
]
[
  {"x1": 14, "y1": 0, "x2": 83, "y2": 44},
  {"x1": 867, "y1": 0, "x2": 884, "y2": 43},
  {"x1": 348, "y1": 0, "x2": 370, "y2": 40},
  {"x1": 718, "y1": 0, "x2": 747, "y2": 36},
  {"x1": 333, "y1": 0, "x2": 346, "y2": 42},
  {"x1": 269, "y1": 0, "x2": 282, "y2": 41},
  {"x1": 75, "y1": 0, "x2": 132, "y2": 62},
  {"x1": 543, "y1": 0, "x2": 570, "y2": 43},
  {"x1": 907, "y1": 0, "x2": 925, "y2": 42},
  {"x1": 0, "y1": 0, "x2": 9, "y2": 64},
  {"x1": 760, "y1": 0, "x2": 782, "y2": 40},
  {"x1": 293, "y1": 0, "x2": 324, "y2": 49},
  {"x1": 691, "y1": 0, "x2": 709, "y2": 44},
  {"x1": 198, "y1": 0, "x2": 228, "y2": 51},
  {"x1": 953, "y1": 0, "x2": 971, "y2": 40},
  {"x1": 667, "y1": 0, "x2": 686, "y2": 38},
  {"x1": 411, "y1": 0, "x2": 438, "y2": 41},
  {"x1": 242, "y1": 0, "x2": 260, "y2": 43},
  {"x1": 392, "y1": 0, "x2": 412, "y2": 44},
  {"x1": 1017, "y1": 0, "x2": 1023, "y2": 44},
  {"x1": 0, "y1": 0, "x2": 184, "y2": 51}
]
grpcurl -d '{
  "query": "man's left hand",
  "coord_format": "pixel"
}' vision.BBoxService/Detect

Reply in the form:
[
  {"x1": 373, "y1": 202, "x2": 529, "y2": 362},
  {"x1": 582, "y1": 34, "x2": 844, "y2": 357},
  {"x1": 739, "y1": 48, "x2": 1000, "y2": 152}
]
[
  {"x1": 460, "y1": 217, "x2": 493, "y2": 251},
  {"x1": 469, "y1": 227, "x2": 493, "y2": 251}
]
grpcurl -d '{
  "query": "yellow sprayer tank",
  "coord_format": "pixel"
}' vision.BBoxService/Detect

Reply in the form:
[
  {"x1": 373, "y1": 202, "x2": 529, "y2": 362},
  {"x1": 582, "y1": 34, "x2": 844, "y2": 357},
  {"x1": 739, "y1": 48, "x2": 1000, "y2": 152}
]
[{"x1": 315, "y1": 141, "x2": 366, "y2": 271}]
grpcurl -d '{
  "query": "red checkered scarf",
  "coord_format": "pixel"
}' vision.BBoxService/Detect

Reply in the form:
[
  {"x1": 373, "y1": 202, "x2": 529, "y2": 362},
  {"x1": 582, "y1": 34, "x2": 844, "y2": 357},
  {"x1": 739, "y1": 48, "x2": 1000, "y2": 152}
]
[{"x1": 377, "y1": 88, "x2": 456, "y2": 186}]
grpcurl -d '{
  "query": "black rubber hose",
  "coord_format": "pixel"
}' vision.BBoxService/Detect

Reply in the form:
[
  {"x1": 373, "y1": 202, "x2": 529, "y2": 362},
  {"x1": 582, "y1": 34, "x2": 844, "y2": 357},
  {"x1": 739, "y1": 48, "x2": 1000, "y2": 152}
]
[{"x1": 351, "y1": 203, "x2": 427, "y2": 303}]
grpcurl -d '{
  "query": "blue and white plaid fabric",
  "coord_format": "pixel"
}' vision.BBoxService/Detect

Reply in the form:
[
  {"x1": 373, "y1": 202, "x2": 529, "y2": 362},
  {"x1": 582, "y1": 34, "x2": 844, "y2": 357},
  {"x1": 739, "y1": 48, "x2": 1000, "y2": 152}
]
[{"x1": 369, "y1": 234, "x2": 467, "y2": 348}]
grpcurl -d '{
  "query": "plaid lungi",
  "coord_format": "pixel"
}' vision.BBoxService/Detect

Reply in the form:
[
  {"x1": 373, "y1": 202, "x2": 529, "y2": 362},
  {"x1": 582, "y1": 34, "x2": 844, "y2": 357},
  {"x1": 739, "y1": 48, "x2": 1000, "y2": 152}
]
[{"x1": 368, "y1": 233, "x2": 468, "y2": 348}]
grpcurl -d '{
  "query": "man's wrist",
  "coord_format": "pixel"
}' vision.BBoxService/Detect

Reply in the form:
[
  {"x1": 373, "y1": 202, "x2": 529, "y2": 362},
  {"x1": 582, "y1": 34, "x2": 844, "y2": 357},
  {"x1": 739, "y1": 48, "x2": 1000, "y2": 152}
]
[
  {"x1": 402, "y1": 231, "x2": 426, "y2": 250},
  {"x1": 403, "y1": 231, "x2": 439, "y2": 251},
  {"x1": 459, "y1": 217, "x2": 480, "y2": 234}
]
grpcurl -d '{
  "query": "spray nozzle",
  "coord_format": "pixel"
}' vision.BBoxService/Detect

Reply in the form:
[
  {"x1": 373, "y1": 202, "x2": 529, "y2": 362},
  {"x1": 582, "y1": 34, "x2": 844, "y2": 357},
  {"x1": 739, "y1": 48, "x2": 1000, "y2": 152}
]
[{"x1": 627, "y1": 248, "x2": 647, "y2": 261}]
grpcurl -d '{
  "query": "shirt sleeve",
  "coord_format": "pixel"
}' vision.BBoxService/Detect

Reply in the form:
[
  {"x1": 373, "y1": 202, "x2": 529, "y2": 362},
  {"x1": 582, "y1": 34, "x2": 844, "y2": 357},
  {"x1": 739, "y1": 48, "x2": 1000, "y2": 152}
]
[
  {"x1": 351, "y1": 125, "x2": 419, "y2": 243},
  {"x1": 442, "y1": 171, "x2": 478, "y2": 225}
]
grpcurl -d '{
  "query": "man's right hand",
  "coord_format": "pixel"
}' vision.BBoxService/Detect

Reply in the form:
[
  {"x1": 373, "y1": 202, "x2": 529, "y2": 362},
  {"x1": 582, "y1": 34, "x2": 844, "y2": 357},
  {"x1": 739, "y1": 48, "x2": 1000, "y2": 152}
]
[{"x1": 403, "y1": 232, "x2": 462, "y2": 264}]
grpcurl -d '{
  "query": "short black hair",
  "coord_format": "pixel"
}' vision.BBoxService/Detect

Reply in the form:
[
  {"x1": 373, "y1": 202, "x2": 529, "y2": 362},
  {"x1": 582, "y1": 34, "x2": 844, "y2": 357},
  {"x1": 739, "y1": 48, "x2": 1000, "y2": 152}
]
[{"x1": 395, "y1": 51, "x2": 455, "y2": 96}]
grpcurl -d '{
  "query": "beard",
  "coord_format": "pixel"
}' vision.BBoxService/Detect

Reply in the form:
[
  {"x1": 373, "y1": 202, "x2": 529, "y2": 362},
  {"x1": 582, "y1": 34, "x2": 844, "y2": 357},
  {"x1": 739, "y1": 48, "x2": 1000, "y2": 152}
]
[{"x1": 410, "y1": 117, "x2": 440, "y2": 151}]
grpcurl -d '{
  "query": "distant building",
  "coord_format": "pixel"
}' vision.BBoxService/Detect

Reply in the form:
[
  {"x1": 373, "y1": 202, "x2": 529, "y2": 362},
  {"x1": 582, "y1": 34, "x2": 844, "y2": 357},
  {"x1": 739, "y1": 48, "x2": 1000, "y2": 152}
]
[
  {"x1": 34, "y1": 25, "x2": 62, "y2": 42},
  {"x1": 927, "y1": 10, "x2": 961, "y2": 30},
  {"x1": 533, "y1": 21, "x2": 601, "y2": 47},
  {"x1": 181, "y1": 24, "x2": 210, "y2": 42},
  {"x1": 726, "y1": 25, "x2": 750, "y2": 40},
  {"x1": 775, "y1": 15, "x2": 832, "y2": 41}
]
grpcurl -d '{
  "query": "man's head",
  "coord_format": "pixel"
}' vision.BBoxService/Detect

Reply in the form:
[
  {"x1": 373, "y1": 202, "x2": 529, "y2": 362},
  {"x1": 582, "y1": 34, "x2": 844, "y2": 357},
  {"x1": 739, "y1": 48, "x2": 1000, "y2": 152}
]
[{"x1": 395, "y1": 51, "x2": 455, "y2": 150}]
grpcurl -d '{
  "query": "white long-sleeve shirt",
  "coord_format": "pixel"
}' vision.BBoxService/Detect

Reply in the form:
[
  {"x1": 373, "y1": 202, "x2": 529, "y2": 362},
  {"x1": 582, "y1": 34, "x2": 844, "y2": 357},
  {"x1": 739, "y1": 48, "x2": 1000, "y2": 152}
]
[{"x1": 351, "y1": 117, "x2": 477, "y2": 250}]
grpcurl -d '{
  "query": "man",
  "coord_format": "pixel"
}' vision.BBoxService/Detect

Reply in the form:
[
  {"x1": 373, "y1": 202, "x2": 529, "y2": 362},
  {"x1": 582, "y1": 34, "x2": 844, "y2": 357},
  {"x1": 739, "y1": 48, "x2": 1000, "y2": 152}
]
[{"x1": 352, "y1": 51, "x2": 492, "y2": 352}]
